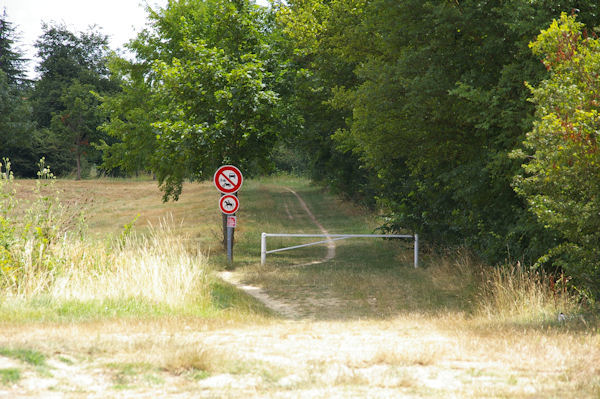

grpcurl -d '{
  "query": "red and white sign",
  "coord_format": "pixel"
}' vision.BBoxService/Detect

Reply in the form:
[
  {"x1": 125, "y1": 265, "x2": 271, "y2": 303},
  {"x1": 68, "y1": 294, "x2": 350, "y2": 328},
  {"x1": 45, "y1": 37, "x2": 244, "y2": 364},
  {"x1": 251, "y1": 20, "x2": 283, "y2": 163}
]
[
  {"x1": 214, "y1": 165, "x2": 243, "y2": 194},
  {"x1": 219, "y1": 194, "x2": 239, "y2": 215},
  {"x1": 227, "y1": 216, "x2": 237, "y2": 228}
]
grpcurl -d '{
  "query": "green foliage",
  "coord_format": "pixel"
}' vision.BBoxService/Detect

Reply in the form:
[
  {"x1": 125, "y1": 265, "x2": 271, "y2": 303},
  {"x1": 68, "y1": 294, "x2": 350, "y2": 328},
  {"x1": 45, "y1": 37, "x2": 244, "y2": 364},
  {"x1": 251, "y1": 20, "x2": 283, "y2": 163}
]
[
  {"x1": 514, "y1": 13, "x2": 600, "y2": 297},
  {"x1": 101, "y1": 0, "x2": 287, "y2": 200},
  {"x1": 50, "y1": 80, "x2": 103, "y2": 179},
  {"x1": 0, "y1": 9, "x2": 28, "y2": 86},
  {"x1": 96, "y1": 56, "x2": 158, "y2": 176},
  {"x1": 281, "y1": 0, "x2": 600, "y2": 266},
  {"x1": 0, "y1": 71, "x2": 38, "y2": 177},
  {"x1": 30, "y1": 23, "x2": 118, "y2": 176},
  {"x1": 0, "y1": 12, "x2": 38, "y2": 177},
  {"x1": 275, "y1": 0, "x2": 375, "y2": 204}
]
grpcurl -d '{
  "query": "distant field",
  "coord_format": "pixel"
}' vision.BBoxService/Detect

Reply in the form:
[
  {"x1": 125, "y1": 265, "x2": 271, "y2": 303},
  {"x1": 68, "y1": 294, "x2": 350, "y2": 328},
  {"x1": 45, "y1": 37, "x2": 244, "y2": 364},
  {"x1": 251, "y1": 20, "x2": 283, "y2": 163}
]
[{"x1": 0, "y1": 176, "x2": 598, "y2": 398}]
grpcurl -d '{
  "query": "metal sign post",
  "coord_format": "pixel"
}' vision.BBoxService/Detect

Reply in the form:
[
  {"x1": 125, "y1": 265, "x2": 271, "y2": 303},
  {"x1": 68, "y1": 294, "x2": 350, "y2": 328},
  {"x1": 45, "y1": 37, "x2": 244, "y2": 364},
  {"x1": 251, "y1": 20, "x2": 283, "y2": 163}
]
[
  {"x1": 214, "y1": 166, "x2": 243, "y2": 264},
  {"x1": 226, "y1": 216, "x2": 237, "y2": 263}
]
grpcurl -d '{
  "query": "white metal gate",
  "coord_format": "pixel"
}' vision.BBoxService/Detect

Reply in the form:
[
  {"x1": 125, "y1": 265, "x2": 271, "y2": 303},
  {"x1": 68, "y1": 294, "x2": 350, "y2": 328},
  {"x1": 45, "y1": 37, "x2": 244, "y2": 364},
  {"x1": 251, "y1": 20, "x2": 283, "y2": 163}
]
[{"x1": 260, "y1": 233, "x2": 419, "y2": 268}]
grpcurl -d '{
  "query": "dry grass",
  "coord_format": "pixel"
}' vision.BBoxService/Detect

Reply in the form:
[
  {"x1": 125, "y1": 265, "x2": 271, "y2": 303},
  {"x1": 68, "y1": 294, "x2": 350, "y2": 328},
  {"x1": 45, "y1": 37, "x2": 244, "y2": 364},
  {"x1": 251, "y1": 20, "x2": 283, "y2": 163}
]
[
  {"x1": 48, "y1": 219, "x2": 210, "y2": 308},
  {"x1": 0, "y1": 212, "x2": 213, "y2": 318},
  {"x1": 0, "y1": 176, "x2": 598, "y2": 397},
  {"x1": 475, "y1": 263, "x2": 582, "y2": 325}
]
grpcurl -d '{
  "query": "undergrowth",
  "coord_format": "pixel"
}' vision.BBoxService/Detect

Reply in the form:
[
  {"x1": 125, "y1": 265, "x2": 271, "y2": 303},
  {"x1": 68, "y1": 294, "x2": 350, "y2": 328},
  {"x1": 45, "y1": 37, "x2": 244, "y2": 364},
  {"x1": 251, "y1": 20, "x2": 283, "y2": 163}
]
[{"x1": 428, "y1": 251, "x2": 588, "y2": 325}]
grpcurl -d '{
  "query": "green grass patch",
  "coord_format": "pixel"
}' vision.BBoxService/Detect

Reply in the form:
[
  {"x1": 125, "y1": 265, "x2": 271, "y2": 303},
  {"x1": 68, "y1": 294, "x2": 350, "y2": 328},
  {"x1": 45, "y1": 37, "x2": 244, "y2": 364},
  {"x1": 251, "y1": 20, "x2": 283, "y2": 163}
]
[
  {"x1": 0, "y1": 292, "x2": 269, "y2": 323},
  {"x1": 0, "y1": 368, "x2": 21, "y2": 385},
  {"x1": 210, "y1": 278, "x2": 275, "y2": 317},
  {"x1": 0, "y1": 347, "x2": 46, "y2": 367}
]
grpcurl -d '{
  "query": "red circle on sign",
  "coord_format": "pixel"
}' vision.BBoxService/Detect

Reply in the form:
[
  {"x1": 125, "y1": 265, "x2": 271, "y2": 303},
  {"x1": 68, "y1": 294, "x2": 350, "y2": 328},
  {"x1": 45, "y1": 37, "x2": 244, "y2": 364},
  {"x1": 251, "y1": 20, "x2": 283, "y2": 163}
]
[
  {"x1": 214, "y1": 165, "x2": 243, "y2": 194},
  {"x1": 219, "y1": 195, "x2": 239, "y2": 214}
]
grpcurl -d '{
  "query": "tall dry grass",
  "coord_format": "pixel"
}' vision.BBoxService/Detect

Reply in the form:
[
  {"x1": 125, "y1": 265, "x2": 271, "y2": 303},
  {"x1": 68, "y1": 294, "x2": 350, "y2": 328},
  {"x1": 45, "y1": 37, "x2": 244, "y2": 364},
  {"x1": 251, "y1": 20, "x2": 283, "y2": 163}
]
[
  {"x1": 475, "y1": 263, "x2": 582, "y2": 324},
  {"x1": 1, "y1": 216, "x2": 212, "y2": 316},
  {"x1": 49, "y1": 219, "x2": 211, "y2": 309},
  {"x1": 428, "y1": 251, "x2": 584, "y2": 324},
  {"x1": 420, "y1": 249, "x2": 586, "y2": 325}
]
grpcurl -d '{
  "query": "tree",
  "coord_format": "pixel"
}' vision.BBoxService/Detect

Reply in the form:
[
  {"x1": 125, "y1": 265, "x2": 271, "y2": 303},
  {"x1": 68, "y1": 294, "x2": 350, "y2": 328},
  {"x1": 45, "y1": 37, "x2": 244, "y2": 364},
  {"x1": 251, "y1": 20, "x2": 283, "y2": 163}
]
[
  {"x1": 0, "y1": 9, "x2": 28, "y2": 86},
  {"x1": 293, "y1": 0, "x2": 600, "y2": 263},
  {"x1": 275, "y1": 0, "x2": 374, "y2": 203},
  {"x1": 96, "y1": 56, "x2": 158, "y2": 176},
  {"x1": 0, "y1": 71, "x2": 38, "y2": 176},
  {"x1": 30, "y1": 23, "x2": 117, "y2": 176},
  {"x1": 514, "y1": 13, "x2": 600, "y2": 297},
  {"x1": 0, "y1": 10, "x2": 37, "y2": 176},
  {"x1": 101, "y1": 0, "x2": 286, "y2": 200},
  {"x1": 50, "y1": 81, "x2": 103, "y2": 180}
]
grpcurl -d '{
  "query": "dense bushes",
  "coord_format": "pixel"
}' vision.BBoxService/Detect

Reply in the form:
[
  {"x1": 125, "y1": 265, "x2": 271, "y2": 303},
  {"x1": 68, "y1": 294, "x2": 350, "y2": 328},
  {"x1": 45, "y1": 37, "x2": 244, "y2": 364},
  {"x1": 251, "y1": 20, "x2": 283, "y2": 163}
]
[{"x1": 514, "y1": 13, "x2": 600, "y2": 299}]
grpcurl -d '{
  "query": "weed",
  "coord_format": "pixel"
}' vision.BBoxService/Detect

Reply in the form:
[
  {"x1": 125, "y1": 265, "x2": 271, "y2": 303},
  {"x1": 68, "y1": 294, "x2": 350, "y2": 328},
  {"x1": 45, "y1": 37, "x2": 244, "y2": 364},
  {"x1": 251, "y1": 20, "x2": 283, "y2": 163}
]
[{"x1": 0, "y1": 368, "x2": 20, "y2": 385}]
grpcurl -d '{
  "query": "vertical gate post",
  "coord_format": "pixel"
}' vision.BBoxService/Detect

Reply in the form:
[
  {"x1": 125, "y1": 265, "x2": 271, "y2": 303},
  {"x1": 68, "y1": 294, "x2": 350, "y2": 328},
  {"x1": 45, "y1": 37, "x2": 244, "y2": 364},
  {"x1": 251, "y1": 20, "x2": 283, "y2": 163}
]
[
  {"x1": 261, "y1": 232, "x2": 267, "y2": 265},
  {"x1": 414, "y1": 234, "x2": 419, "y2": 268}
]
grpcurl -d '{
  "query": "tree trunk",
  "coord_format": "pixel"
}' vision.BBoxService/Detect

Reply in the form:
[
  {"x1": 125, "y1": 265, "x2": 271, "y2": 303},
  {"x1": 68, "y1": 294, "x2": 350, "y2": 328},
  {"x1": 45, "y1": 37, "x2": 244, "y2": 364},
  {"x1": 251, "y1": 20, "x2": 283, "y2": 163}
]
[{"x1": 75, "y1": 147, "x2": 81, "y2": 180}]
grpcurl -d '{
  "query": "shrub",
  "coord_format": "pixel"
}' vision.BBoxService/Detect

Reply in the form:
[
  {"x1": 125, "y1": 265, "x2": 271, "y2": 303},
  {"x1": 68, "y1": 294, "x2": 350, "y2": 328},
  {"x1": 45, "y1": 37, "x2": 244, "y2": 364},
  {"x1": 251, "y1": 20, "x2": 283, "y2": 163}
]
[{"x1": 513, "y1": 13, "x2": 600, "y2": 299}]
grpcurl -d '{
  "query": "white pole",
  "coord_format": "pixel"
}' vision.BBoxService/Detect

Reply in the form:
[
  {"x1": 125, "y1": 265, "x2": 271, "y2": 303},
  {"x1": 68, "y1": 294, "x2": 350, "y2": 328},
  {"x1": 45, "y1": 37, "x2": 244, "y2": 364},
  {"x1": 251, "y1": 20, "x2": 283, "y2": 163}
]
[
  {"x1": 414, "y1": 234, "x2": 419, "y2": 268},
  {"x1": 261, "y1": 232, "x2": 267, "y2": 265}
]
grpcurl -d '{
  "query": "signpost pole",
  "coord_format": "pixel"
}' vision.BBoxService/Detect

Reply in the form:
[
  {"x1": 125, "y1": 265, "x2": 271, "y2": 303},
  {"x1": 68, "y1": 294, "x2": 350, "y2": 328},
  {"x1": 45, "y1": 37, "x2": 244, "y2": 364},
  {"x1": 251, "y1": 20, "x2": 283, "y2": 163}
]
[{"x1": 227, "y1": 223, "x2": 233, "y2": 263}]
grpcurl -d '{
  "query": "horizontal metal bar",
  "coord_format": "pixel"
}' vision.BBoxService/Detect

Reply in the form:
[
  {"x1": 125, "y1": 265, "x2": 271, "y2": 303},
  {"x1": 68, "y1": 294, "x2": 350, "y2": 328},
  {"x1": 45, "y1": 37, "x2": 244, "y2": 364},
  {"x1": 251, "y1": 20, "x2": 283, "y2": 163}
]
[
  {"x1": 263, "y1": 233, "x2": 413, "y2": 239},
  {"x1": 266, "y1": 236, "x2": 352, "y2": 254},
  {"x1": 260, "y1": 232, "x2": 417, "y2": 267}
]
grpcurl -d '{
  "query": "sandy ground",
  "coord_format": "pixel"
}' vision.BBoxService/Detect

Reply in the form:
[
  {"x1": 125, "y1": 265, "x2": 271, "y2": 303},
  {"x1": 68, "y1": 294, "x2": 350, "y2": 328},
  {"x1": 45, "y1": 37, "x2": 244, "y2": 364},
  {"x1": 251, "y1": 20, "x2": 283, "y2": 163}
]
[{"x1": 0, "y1": 315, "x2": 593, "y2": 398}]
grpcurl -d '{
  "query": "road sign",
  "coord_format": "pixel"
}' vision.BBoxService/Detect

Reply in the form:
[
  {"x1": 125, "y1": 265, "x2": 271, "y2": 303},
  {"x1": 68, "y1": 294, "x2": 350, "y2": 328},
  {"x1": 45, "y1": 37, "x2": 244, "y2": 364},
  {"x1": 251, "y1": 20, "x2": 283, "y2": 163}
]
[
  {"x1": 227, "y1": 216, "x2": 237, "y2": 228},
  {"x1": 219, "y1": 194, "x2": 239, "y2": 215},
  {"x1": 214, "y1": 165, "x2": 243, "y2": 194}
]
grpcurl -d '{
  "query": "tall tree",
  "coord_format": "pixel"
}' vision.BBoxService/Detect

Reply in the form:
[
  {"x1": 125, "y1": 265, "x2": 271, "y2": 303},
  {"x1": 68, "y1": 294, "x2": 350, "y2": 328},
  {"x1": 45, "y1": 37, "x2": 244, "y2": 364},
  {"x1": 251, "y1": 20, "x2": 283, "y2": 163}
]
[
  {"x1": 275, "y1": 0, "x2": 373, "y2": 202},
  {"x1": 101, "y1": 0, "x2": 288, "y2": 200},
  {"x1": 0, "y1": 10, "x2": 37, "y2": 176},
  {"x1": 0, "y1": 9, "x2": 28, "y2": 86},
  {"x1": 30, "y1": 23, "x2": 117, "y2": 176},
  {"x1": 96, "y1": 56, "x2": 158, "y2": 176},
  {"x1": 50, "y1": 80, "x2": 103, "y2": 180}
]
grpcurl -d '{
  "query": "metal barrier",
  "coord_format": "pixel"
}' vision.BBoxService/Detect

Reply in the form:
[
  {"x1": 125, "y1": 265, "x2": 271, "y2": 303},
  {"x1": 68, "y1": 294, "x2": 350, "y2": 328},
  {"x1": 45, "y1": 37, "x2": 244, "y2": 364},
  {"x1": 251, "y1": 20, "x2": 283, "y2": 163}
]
[{"x1": 260, "y1": 233, "x2": 419, "y2": 268}]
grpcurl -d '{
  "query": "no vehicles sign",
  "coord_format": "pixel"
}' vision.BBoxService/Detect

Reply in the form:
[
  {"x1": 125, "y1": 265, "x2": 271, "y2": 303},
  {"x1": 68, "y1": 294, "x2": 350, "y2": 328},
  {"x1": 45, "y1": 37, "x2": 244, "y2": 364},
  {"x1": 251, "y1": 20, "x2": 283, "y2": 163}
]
[{"x1": 214, "y1": 165, "x2": 243, "y2": 194}]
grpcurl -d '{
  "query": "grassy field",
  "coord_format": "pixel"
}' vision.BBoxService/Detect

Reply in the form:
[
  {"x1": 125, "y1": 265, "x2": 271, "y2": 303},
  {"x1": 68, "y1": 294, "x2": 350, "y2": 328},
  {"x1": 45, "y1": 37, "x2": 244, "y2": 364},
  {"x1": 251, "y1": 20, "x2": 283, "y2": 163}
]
[{"x1": 0, "y1": 175, "x2": 598, "y2": 398}]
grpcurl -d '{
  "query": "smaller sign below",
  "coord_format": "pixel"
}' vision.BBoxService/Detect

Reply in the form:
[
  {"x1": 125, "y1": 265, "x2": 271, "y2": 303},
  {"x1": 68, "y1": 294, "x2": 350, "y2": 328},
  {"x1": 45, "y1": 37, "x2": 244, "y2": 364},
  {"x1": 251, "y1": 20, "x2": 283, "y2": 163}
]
[
  {"x1": 219, "y1": 194, "x2": 239, "y2": 215},
  {"x1": 227, "y1": 216, "x2": 237, "y2": 228}
]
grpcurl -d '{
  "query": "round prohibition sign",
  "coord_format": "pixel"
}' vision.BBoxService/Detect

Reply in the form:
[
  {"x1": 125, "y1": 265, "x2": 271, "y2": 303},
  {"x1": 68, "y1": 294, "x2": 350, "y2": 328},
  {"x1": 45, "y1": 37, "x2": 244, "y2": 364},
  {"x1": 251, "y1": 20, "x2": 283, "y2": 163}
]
[
  {"x1": 214, "y1": 165, "x2": 243, "y2": 194},
  {"x1": 219, "y1": 195, "x2": 239, "y2": 215}
]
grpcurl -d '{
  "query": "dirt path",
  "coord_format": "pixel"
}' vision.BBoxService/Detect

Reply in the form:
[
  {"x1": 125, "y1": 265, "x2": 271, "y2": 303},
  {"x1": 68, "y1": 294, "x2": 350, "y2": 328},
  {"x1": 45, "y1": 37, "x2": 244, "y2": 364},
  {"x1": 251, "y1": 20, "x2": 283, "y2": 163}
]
[{"x1": 218, "y1": 187, "x2": 336, "y2": 318}]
